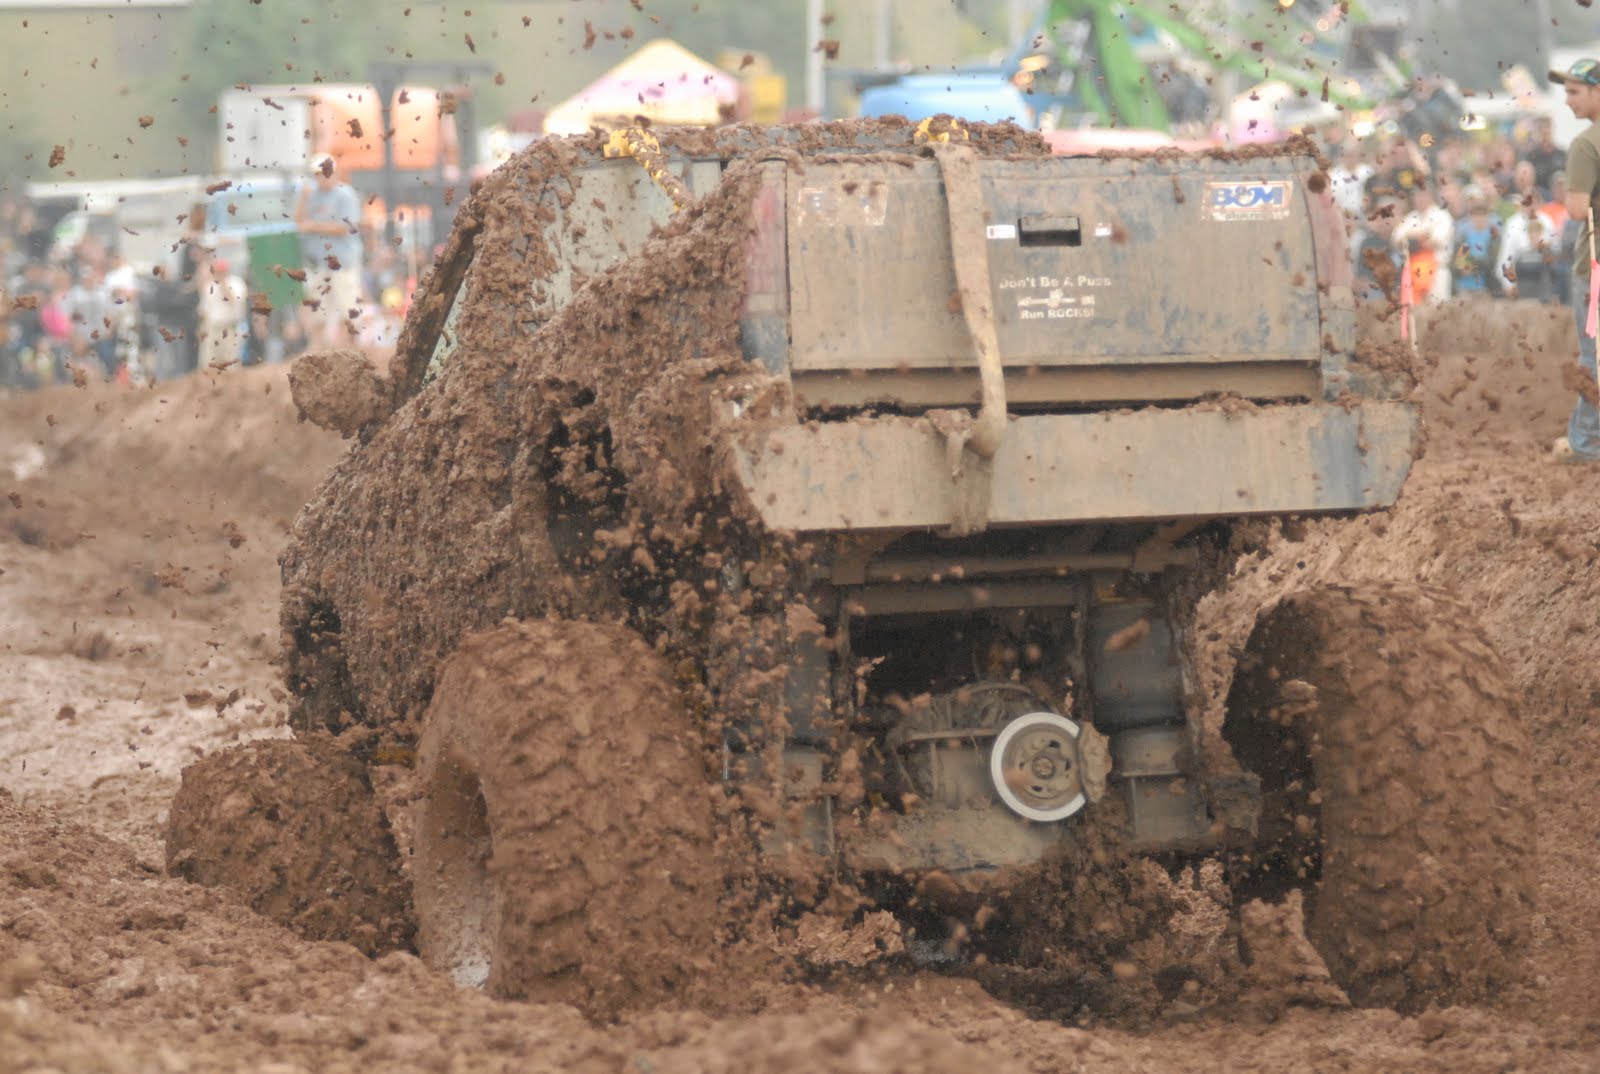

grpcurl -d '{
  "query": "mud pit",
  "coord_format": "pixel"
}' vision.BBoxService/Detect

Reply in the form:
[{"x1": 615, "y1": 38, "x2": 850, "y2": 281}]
[{"x1": 5, "y1": 151, "x2": 1600, "y2": 1070}]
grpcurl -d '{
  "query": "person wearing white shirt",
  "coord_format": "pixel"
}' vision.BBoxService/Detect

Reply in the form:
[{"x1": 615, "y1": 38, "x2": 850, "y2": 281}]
[
  {"x1": 1393, "y1": 184, "x2": 1455, "y2": 304},
  {"x1": 1498, "y1": 202, "x2": 1559, "y2": 299},
  {"x1": 102, "y1": 256, "x2": 145, "y2": 382},
  {"x1": 63, "y1": 263, "x2": 114, "y2": 376},
  {"x1": 1329, "y1": 141, "x2": 1374, "y2": 223},
  {"x1": 199, "y1": 257, "x2": 248, "y2": 368}
]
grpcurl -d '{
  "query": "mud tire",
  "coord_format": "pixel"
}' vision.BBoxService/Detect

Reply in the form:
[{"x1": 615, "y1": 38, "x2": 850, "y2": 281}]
[
  {"x1": 1224, "y1": 582, "x2": 1535, "y2": 1011},
  {"x1": 413, "y1": 618, "x2": 717, "y2": 1021},
  {"x1": 165, "y1": 738, "x2": 414, "y2": 956}
]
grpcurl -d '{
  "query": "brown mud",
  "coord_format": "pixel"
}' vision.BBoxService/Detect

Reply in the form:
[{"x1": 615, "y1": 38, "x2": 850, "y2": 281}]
[
  {"x1": 286, "y1": 348, "x2": 392, "y2": 440},
  {"x1": 166, "y1": 736, "x2": 414, "y2": 956},
  {"x1": 0, "y1": 365, "x2": 346, "y2": 863},
  {"x1": 4, "y1": 136, "x2": 1600, "y2": 1068}
]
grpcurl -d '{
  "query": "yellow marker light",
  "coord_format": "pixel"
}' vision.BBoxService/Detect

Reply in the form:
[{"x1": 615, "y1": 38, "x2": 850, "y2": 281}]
[{"x1": 914, "y1": 117, "x2": 970, "y2": 144}]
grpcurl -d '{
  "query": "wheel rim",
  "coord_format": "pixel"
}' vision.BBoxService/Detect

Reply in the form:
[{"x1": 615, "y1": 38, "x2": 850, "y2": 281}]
[
  {"x1": 989, "y1": 711, "x2": 1088, "y2": 822},
  {"x1": 418, "y1": 754, "x2": 495, "y2": 989}
]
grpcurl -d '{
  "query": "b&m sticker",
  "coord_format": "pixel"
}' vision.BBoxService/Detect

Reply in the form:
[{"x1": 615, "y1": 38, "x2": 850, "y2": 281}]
[{"x1": 1205, "y1": 180, "x2": 1294, "y2": 221}]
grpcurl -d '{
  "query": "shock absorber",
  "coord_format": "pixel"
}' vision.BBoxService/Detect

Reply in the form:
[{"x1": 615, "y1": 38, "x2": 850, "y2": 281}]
[{"x1": 1085, "y1": 593, "x2": 1208, "y2": 848}]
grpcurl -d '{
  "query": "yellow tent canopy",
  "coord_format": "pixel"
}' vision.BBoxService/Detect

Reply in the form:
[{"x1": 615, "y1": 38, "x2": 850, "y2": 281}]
[{"x1": 543, "y1": 39, "x2": 741, "y2": 135}]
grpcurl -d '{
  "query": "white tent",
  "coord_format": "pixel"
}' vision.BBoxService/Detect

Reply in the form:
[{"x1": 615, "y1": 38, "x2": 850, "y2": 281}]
[{"x1": 544, "y1": 39, "x2": 740, "y2": 136}]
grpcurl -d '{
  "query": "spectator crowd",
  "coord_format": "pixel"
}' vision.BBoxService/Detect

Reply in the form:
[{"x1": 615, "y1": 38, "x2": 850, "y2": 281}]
[
  {"x1": 0, "y1": 166, "x2": 415, "y2": 391},
  {"x1": 1329, "y1": 114, "x2": 1576, "y2": 308}
]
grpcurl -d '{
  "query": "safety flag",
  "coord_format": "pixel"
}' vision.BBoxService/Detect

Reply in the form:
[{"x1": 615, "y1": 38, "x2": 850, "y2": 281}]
[{"x1": 1589, "y1": 209, "x2": 1599, "y2": 340}]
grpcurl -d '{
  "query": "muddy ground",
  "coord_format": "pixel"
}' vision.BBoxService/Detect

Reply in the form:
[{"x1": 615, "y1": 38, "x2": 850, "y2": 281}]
[{"x1": 3, "y1": 295, "x2": 1600, "y2": 1071}]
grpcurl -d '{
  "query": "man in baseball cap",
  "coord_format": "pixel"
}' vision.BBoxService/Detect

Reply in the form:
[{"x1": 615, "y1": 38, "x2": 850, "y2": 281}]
[
  {"x1": 1550, "y1": 58, "x2": 1600, "y2": 462},
  {"x1": 1551, "y1": 58, "x2": 1600, "y2": 87},
  {"x1": 295, "y1": 153, "x2": 365, "y2": 347}
]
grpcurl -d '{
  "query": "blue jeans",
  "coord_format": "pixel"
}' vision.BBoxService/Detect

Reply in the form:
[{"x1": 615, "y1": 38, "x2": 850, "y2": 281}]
[{"x1": 1570, "y1": 273, "x2": 1600, "y2": 458}]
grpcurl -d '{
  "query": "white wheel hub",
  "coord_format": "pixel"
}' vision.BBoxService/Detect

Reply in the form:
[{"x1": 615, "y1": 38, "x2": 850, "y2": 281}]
[{"x1": 989, "y1": 711, "x2": 1089, "y2": 822}]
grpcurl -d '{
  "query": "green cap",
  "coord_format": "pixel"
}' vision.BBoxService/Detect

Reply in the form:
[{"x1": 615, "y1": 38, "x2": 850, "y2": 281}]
[{"x1": 1549, "y1": 58, "x2": 1600, "y2": 87}]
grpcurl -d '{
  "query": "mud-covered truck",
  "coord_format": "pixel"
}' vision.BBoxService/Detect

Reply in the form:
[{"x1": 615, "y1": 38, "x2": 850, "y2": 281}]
[{"x1": 167, "y1": 120, "x2": 1532, "y2": 1020}]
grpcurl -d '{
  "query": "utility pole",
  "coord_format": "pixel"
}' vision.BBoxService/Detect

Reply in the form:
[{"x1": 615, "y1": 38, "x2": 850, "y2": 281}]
[
  {"x1": 806, "y1": 0, "x2": 825, "y2": 116},
  {"x1": 1213, "y1": 0, "x2": 1240, "y2": 133},
  {"x1": 875, "y1": 0, "x2": 892, "y2": 70},
  {"x1": 1534, "y1": 0, "x2": 1553, "y2": 74},
  {"x1": 1009, "y1": 0, "x2": 1033, "y2": 47}
]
